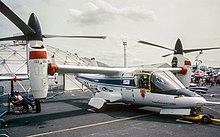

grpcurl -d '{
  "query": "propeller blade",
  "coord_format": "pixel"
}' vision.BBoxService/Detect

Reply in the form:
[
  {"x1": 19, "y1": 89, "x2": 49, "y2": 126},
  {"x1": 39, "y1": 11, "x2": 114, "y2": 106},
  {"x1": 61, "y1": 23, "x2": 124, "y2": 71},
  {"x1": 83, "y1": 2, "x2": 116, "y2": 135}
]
[
  {"x1": 0, "y1": 35, "x2": 26, "y2": 41},
  {"x1": 42, "y1": 35, "x2": 107, "y2": 39},
  {"x1": 0, "y1": 1, "x2": 36, "y2": 35},
  {"x1": 138, "y1": 40, "x2": 176, "y2": 52},
  {"x1": 183, "y1": 47, "x2": 220, "y2": 53},
  {"x1": 162, "y1": 53, "x2": 173, "y2": 57}
]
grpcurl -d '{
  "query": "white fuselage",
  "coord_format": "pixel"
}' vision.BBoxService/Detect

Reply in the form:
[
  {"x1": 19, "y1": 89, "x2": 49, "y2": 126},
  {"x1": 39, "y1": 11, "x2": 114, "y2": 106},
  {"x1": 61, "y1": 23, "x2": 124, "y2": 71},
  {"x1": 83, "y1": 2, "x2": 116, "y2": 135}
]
[{"x1": 76, "y1": 73, "x2": 206, "y2": 109}]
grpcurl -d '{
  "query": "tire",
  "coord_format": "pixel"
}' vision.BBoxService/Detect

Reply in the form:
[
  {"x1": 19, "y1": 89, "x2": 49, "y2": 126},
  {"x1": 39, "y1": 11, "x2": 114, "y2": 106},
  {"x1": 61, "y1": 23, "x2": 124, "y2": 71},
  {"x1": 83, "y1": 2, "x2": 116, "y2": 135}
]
[
  {"x1": 35, "y1": 99, "x2": 41, "y2": 113},
  {"x1": 202, "y1": 115, "x2": 212, "y2": 124}
]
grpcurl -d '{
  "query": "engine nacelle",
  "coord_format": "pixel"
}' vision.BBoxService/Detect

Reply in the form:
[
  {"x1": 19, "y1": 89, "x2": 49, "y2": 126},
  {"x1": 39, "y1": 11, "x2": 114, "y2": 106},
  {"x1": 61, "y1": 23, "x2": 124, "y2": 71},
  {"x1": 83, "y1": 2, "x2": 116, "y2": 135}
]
[
  {"x1": 172, "y1": 54, "x2": 192, "y2": 87},
  {"x1": 28, "y1": 42, "x2": 48, "y2": 99}
]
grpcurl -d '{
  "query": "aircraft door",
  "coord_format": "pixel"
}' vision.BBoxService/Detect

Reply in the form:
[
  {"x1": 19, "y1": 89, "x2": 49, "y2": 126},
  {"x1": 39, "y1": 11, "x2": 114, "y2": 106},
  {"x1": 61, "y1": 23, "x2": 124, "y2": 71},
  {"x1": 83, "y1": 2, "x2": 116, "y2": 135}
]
[
  {"x1": 132, "y1": 73, "x2": 151, "y2": 104},
  {"x1": 121, "y1": 73, "x2": 135, "y2": 104},
  {"x1": 135, "y1": 73, "x2": 150, "y2": 90}
]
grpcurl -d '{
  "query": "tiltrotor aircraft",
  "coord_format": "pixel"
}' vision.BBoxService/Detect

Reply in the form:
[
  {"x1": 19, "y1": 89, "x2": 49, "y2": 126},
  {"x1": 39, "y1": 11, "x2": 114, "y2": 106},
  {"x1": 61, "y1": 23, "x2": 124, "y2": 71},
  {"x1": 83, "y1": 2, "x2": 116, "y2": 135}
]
[{"x1": 0, "y1": 1, "x2": 219, "y2": 116}]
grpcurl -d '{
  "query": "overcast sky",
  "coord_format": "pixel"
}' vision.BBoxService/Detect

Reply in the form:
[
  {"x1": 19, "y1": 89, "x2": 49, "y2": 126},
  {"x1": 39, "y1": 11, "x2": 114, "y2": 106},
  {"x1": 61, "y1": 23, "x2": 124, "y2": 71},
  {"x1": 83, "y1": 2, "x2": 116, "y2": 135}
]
[{"x1": 1, "y1": 0, "x2": 220, "y2": 67}]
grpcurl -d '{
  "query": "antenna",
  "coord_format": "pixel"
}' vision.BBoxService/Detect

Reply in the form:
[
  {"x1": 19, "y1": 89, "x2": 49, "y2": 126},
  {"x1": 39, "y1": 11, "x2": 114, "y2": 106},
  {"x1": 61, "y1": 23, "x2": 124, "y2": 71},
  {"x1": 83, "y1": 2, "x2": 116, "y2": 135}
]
[
  {"x1": 195, "y1": 51, "x2": 203, "y2": 70},
  {"x1": 123, "y1": 40, "x2": 127, "y2": 68}
]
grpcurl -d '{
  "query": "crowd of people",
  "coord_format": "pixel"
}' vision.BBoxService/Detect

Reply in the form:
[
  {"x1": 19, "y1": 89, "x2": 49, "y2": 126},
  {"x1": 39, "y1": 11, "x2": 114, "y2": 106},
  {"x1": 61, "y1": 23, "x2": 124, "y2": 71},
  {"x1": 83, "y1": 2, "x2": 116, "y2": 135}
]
[{"x1": 192, "y1": 72, "x2": 220, "y2": 87}]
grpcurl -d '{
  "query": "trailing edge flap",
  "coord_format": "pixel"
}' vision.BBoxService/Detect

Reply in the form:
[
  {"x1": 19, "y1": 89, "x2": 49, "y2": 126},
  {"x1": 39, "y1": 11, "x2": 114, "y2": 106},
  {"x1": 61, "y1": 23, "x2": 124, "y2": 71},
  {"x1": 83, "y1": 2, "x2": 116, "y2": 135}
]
[
  {"x1": 160, "y1": 109, "x2": 191, "y2": 115},
  {"x1": 95, "y1": 91, "x2": 122, "y2": 102},
  {"x1": 88, "y1": 97, "x2": 106, "y2": 109}
]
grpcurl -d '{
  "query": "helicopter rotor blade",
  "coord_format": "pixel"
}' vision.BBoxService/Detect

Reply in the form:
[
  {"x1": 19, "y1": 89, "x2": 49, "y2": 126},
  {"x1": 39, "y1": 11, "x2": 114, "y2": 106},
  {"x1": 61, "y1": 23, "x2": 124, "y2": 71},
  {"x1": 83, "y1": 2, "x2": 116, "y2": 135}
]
[
  {"x1": 183, "y1": 47, "x2": 220, "y2": 53},
  {"x1": 0, "y1": 35, "x2": 26, "y2": 41},
  {"x1": 43, "y1": 35, "x2": 107, "y2": 39},
  {"x1": 0, "y1": 1, "x2": 36, "y2": 35},
  {"x1": 162, "y1": 53, "x2": 173, "y2": 57},
  {"x1": 138, "y1": 40, "x2": 176, "y2": 52}
]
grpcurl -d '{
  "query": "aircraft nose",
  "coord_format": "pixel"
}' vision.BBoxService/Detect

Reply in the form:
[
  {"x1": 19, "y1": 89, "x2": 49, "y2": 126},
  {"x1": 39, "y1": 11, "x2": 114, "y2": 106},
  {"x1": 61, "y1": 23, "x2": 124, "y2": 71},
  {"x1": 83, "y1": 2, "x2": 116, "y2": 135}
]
[{"x1": 195, "y1": 97, "x2": 206, "y2": 107}]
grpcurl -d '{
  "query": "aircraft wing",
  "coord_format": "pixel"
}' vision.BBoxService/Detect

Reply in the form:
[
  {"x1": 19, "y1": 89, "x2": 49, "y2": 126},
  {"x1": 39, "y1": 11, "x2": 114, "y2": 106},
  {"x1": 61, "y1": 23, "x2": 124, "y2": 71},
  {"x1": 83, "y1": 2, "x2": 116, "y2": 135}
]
[
  {"x1": 138, "y1": 67, "x2": 182, "y2": 73},
  {"x1": 0, "y1": 75, "x2": 55, "y2": 81},
  {"x1": 55, "y1": 65, "x2": 183, "y2": 75},
  {"x1": 0, "y1": 75, "x2": 29, "y2": 81},
  {"x1": 56, "y1": 65, "x2": 137, "y2": 75}
]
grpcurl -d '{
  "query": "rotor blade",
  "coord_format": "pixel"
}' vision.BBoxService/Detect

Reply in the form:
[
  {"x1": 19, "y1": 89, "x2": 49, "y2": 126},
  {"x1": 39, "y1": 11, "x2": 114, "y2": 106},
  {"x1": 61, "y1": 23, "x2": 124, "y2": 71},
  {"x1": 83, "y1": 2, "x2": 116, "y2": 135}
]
[
  {"x1": 183, "y1": 47, "x2": 220, "y2": 53},
  {"x1": 138, "y1": 40, "x2": 176, "y2": 52},
  {"x1": 0, "y1": 35, "x2": 26, "y2": 41},
  {"x1": 162, "y1": 53, "x2": 173, "y2": 57},
  {"x1": 42, "y1": 35, "x2": 107, "y2": 39},
  {"x1": 0, "y1": 1, "x2": 36, "y2": 35}
]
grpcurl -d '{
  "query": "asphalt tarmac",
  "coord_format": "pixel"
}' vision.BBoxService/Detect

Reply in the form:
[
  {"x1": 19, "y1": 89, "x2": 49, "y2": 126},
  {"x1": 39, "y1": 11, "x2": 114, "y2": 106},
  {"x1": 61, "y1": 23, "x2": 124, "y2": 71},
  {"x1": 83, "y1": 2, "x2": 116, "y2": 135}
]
[{"x1": 1, "y1": 86, "x2": 220, "y2": 137}]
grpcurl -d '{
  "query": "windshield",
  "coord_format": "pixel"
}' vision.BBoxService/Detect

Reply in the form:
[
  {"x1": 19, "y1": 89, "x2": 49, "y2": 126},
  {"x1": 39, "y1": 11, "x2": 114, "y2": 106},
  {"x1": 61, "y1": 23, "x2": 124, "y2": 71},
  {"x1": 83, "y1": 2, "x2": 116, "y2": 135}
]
[
  {"x1": 150, "y1": 70, "x2": 198, "y2": 96},
  {"x1": 151, "y1": 71, "x2": 185, "y2": 91}
]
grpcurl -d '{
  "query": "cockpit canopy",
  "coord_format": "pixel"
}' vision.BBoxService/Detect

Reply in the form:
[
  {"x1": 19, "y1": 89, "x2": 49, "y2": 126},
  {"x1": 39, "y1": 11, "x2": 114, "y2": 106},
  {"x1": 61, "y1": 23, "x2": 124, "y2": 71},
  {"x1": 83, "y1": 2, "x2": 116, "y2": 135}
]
[
  {"x1": 151, "y1": 70, "x2": 185, "y2": 91},
  {"x1": 134, "y1": 70, "x2": 197, "y2": 97}
]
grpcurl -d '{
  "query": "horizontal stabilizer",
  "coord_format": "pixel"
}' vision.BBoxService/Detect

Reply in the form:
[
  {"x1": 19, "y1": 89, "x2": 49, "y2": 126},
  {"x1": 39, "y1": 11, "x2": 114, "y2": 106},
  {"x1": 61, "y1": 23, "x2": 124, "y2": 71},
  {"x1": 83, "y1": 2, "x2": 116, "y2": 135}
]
[{"x1": 160, "y1": 108, "x2": 191, "y2": 115}]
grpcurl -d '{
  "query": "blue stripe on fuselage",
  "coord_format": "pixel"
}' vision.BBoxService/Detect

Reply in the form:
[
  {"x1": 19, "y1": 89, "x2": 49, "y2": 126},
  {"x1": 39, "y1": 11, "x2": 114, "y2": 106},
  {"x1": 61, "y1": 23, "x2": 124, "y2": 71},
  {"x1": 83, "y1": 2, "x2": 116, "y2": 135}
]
[{"x1": 76, "y1": 75, "x2": 135, "y2": 87}]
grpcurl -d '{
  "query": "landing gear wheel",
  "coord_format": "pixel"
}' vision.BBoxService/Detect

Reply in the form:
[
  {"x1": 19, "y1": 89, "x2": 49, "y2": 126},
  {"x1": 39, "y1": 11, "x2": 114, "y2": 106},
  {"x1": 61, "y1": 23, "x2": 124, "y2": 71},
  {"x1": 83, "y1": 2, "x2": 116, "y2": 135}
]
[
  {"x1": 35, "y1": 99, "x2": 41, "y2": 113},
  {"x1": 202, "y1": 115, "x2": 212, "y2": 124}
]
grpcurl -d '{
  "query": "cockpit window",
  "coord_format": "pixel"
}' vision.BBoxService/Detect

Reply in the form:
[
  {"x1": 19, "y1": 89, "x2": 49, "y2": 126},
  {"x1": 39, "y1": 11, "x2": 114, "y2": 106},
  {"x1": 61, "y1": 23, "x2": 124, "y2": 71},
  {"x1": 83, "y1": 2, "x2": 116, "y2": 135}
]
[
  {"x1": 151, "y1": 71, "x2": 185, "y2": 91},
  {"x1": 150, "y1": 71, "x2": 197, "y2": 96},
  {"x1": 134, "y1": 71, "x2": 197, "y2": 96}
]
